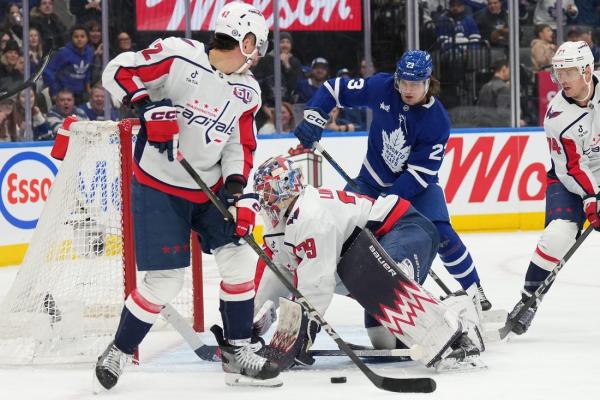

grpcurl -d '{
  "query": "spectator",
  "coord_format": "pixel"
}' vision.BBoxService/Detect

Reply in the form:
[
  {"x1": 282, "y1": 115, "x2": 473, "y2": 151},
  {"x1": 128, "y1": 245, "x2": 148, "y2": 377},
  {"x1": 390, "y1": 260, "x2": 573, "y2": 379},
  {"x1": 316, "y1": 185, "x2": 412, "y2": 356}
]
[
  {"x1": 112, "y1": 31, "x2": 133, "y2": 57},
  {"x1": 28, "y1": 27, "x2": 43, "y2": 71},
  {"x1": 14, "y1": 88, "x2": 51, "y2": 140},
  {"x1": 2, "y1": 3, "x2": 23, "y2": 45},
  {"x1": 295, "y1": 57, "x2": 329, "y2": 103},
  {"x1": 436, "y1": 0, "x2": 481, "y2": 50},
  {"x1": 477, "y1": 58, "x2": 510, "y2": 126},
  {"x1": 257, "y1": 102, "x2": 295, "y2": 134},
  {"x1": 326, "y1": 107, "x2": 356, "y2": 132},
  {"x1": 569, "y1": 26, "x2": 600, "y2": 64},
  {"x1": 0, "y1": 97, "x2": 17, "y2": 141},
  {"x1": 46, "y1": 88, "x2": 88, "y2": 135},
  {"x1": 533, "y1": 0, "x2": 578, "y2": 30},
  {"x1": 85, "y1": 19, "x2": 102, "y2": 85},
  {"x1": 475, "y1": 0, "x2": 509, "y2": 51},
  {"x1": 0, "y1": 31, "x2": 10, "y2": 52},
  {"x1": 531, "y1": 23, "x2": 556, "y2": 72},
  {"x1": 31, "y1": 0, "x2": 67, "y2": 50},
  {"x1": 0, "y1": 39, "x2": 21, "y2": 92},
  {"x1": 43, "y1": 24, "x2": 93, "y2": 104},
  {"x1": 70, "y1": 0, "x2": 101, "y2": 25},
  {"x1": 574, "y1": 0, "x2": 600, "y2": 27},
  {"x1": 79, "y1": 84, "x2": 118, "y2": 121},
  {"x1": 252, "y1": 31, "x2": 302, "y2": 107}
]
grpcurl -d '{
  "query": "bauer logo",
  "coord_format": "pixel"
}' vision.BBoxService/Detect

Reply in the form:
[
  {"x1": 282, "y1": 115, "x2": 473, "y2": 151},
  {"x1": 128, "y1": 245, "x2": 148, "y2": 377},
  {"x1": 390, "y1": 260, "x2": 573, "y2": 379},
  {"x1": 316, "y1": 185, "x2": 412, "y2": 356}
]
[{"x1": 0, "y1": 151, "x2": 58, "y2": 229}]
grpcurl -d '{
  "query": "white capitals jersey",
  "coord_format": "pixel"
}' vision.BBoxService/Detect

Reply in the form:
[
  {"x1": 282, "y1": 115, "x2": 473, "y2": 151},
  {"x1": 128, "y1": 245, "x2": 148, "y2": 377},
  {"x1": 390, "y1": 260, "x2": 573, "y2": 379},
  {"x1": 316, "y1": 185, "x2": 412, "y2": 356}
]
[
  {"x1": 544, "y1": 73, "x2": 600, "y2": 198},
  {"x1": 255, "y1": 185, "x2": 411, "y2": 315},
  {"x1": 102, "y1": 37, "x2": 261, "y2": 203}
]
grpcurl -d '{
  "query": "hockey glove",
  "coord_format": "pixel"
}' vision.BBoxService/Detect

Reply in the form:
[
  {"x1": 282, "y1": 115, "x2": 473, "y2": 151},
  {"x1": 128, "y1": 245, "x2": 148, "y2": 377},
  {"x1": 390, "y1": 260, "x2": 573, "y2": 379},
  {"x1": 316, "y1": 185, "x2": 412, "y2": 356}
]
[
  {"x1": 50, "y1": 115, "x2": 78, "y2": 161},
  {"x1": 137, "y1": 98, "x2": 180, "y2": 161},
  {"x1": 583, "y1": 193, "x2": 600, "y2": 231},
  {"x1": 294, "y1": 108, "x2": 328, "y2": 148},
  {"x1": 231, "y1": 193, "x2": 261, "y2": 237}
]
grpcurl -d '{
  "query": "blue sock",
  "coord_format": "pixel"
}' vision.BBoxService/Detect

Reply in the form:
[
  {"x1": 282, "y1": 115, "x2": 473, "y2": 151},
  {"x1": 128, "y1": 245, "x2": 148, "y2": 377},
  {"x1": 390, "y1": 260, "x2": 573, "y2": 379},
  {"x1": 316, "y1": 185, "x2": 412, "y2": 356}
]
[
  {"x1": 220, "y1": 298, "x2": 253, "y2": 342},
  {"x1": 524, "y1": 262, "x2": 553, "y2": 295},
  {"x1": 114, "y1": 307, "x2": 153, "y2": 355},
  {"x1": 435, "y1": 222, "x2": 480, "y2": 290}
]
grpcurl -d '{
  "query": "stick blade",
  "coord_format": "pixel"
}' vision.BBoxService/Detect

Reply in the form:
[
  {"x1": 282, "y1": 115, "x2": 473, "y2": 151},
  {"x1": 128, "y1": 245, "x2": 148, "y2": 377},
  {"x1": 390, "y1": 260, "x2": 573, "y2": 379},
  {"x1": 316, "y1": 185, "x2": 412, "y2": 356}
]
[{"x1": 377, "y1": 377, "x2": 436, "y2": 393}]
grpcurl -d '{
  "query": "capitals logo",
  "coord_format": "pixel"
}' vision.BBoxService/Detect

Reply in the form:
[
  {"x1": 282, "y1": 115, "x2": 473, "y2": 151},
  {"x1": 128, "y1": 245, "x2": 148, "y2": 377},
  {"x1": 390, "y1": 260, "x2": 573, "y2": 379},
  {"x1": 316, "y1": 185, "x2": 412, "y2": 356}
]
[
  {"x1": 233, "y1": 86, "x2": 253, "y2": 104},
  {"x1": 546, "y1": 106, "x2": 562, "y2": 119},
  {"x1": 374, "y1": 280, "x2": 438, "y2": 336}
]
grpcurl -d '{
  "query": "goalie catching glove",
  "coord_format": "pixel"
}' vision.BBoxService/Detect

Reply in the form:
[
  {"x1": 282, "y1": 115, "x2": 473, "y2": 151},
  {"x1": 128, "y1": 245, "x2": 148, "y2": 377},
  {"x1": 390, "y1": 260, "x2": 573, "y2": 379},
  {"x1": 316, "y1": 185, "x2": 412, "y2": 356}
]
[{"x1": 136, "y1": 98, "x2": 180, "y2": 162}]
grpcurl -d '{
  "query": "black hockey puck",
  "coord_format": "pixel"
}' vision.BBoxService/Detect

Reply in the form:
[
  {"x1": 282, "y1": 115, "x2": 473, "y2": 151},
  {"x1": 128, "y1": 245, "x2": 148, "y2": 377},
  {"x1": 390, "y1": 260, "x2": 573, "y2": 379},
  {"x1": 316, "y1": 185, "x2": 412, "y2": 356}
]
[{"x1": 330, "y1": 376, "x2": 347, "y2": 384}]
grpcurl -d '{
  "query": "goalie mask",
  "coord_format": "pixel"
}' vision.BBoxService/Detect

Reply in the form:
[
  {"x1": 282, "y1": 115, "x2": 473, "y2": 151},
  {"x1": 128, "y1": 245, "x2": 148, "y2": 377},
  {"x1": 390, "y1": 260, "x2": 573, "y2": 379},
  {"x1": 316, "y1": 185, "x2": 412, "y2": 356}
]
[{"x1": 253, "y1": 156, "x2": 304, "y2": 227}]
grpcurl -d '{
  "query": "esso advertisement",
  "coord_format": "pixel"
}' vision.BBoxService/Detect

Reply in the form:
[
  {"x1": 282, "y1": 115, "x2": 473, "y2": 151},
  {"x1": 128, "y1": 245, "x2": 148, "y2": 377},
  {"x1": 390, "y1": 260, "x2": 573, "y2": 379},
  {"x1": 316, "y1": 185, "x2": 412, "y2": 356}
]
[{"x1": 0, "y1": 147, "x2": 59, "y2": 245}]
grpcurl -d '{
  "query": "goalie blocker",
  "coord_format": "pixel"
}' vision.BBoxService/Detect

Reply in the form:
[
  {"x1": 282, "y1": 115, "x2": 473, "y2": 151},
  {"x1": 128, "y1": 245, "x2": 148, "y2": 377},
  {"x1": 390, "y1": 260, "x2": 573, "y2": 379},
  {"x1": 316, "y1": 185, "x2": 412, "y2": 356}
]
[{"x1": 338, "y1": 230, "x2": 484, "y2": 369}]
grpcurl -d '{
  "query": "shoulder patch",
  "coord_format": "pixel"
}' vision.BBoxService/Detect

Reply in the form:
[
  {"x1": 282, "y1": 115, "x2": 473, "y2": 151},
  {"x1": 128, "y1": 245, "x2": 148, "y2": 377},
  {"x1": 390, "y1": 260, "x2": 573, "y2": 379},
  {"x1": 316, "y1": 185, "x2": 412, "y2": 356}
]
[{"x1": 546, "y1": 106, "x2": 562, "y2": 119}]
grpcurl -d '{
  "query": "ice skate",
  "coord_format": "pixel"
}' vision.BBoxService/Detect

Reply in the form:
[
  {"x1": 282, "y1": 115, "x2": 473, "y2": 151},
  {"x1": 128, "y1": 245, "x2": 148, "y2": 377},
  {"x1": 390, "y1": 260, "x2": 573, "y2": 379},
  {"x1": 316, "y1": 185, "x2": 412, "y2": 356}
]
[
  {"x1": 93, "y1": 341, "x2": 131, "y2": 393},
  {"x1": 212, "y1": 325, "x2": 282, "y2": 387},
  {"x1": 507, "y1": 292, "x2": 539, "y2": 335},
  {"x1": 476, "y1": 284, "x2": 492, "y2": 311},
  {"x1": 434, "y1": 333, "x2": 486, "y2": 373}
]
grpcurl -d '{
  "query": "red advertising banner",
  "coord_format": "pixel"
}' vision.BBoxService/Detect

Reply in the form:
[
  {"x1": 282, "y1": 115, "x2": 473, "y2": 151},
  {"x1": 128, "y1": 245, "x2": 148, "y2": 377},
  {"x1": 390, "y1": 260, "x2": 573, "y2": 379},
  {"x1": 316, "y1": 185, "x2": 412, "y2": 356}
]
[
  {"x1": 136, "y1": 0, "x2": 362, "y2": 31},
  {"x1": 537, "y1": 70, "x2": 559, "y2": 126}
]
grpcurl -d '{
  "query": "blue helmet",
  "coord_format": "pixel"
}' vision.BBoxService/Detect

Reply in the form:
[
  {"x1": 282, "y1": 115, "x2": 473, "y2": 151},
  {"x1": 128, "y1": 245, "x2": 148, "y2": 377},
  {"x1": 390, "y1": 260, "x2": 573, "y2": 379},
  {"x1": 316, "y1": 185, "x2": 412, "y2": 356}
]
[{"x1": 395, "y1": 50, "x2": 433, "y2": 82}]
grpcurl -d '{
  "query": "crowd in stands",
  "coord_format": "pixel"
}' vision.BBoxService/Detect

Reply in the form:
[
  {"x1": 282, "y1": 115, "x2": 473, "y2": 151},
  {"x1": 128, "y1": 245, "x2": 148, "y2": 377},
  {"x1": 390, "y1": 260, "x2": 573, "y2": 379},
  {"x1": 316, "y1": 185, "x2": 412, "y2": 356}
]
[{"x1": 2, "y1": 0, "x2": 600, "y2": 141}]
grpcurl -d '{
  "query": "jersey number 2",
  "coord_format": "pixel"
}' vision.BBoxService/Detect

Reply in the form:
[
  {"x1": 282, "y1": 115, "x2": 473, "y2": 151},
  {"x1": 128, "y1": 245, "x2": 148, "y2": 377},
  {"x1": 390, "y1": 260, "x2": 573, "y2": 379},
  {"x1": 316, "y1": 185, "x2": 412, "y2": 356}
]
[{"x1": 142, "y1": 42, "x2": 163, "y2": 60}]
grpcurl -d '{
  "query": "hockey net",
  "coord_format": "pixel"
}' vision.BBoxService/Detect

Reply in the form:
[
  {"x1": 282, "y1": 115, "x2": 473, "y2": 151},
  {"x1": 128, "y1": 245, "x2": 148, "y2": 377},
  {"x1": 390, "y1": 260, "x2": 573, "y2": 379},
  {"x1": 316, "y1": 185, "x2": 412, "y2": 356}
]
[{"x1": 0, "y1": 120, "x2": 203, "y2": 365}]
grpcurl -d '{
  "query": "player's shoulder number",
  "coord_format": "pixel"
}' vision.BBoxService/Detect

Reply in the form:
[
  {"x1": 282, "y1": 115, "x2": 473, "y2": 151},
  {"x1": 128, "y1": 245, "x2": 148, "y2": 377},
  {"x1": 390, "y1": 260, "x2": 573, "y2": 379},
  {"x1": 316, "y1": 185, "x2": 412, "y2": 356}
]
[{"x1": 347, "y1": 78, "x2": 365, "y2": 90}]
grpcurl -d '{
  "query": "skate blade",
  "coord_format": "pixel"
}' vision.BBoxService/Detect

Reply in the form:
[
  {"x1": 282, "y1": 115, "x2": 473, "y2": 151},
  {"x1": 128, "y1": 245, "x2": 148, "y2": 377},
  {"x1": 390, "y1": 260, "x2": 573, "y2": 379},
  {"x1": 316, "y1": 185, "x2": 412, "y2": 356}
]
[
  {"x1": 92, "y1": 370, "x2": 107, "y2": 395},
  {"x1": 224, "y1": 373, "x2": 283, "y2": 387},
  {"x1": 435, "y1": 356, "x2": 487, "y2": 373},
  {"x1": 482, "y1": 309, "x2": 508, "y2": 324}
]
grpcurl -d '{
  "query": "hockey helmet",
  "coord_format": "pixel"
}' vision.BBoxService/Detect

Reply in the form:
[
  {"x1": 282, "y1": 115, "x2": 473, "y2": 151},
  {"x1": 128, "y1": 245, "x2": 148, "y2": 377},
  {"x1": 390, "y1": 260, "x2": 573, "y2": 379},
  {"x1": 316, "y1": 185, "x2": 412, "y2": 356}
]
[
  {"x1": 253, "y1": 156, "x2": 304, "y2": 227},
  {"x1": 552, "y1": 41, "x2": 594, "y2": 78},
  {"x1": 395, "y1": 50, "x2": 433, "y2": 82},
  {"x1": 215, "y1": 2, "x2": 269, "y2": 58}
]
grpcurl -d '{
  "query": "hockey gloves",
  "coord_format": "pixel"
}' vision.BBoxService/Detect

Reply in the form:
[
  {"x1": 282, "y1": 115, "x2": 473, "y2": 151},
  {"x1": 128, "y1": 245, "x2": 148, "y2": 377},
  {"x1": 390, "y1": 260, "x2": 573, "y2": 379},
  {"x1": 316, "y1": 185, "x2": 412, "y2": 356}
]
[
  {"x1": 51, "y1": 115, "x2": 78, "y2": 161},
  {"x1": 137, "y1": 98, "x2": 180, "y2": 161},
  {"x1": 231, "y1": 193, "x2": 261, "y2": 237},
  {"x1": 294, "y1": 108, "x2": 329, "y2": 148},
  {"x1": 583, "y1": 193, "x2": 600, "y2": 231}
]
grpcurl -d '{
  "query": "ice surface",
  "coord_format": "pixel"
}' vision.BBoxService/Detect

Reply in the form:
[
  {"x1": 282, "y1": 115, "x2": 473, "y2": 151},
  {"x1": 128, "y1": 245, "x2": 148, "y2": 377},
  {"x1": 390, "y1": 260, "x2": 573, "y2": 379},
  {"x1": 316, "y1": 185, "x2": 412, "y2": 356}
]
[{"x1": 0, "y1": 231, "x2": 598, "y2": 400}]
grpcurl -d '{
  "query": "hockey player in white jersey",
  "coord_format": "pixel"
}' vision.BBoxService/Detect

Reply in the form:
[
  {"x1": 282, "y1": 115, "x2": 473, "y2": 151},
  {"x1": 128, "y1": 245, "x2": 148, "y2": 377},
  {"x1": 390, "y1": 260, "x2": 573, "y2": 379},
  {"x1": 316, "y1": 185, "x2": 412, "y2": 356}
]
[
  {"x1": 252, "y1": 156, "x2": 485, "y2": 371},
  {"x1": 507, "y1": 41, "x2": 600, "y2": 335},
  {"x1": 93, "y1": 2, "x2": 282, "y2": 390}
]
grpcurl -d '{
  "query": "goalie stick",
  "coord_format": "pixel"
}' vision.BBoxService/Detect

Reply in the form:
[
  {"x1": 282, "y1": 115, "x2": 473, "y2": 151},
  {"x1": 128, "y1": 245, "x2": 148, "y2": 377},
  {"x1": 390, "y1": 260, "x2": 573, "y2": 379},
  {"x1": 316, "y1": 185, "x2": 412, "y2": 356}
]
[
  {"x1": 176, "y1": 151, "x2": 436, "y2": 394},
  {"x1": 312, "y1": 141, "x2": 453, "y2": 295},
  {"x1": 492, "y1": 225, "x2": 594, "y2": 341},
  {"x1": 0, "y1": 50, "x2": 54, "y2": 101},
  {"x1": 161, "y1": 303, "x2": 416, "y2": 362}
]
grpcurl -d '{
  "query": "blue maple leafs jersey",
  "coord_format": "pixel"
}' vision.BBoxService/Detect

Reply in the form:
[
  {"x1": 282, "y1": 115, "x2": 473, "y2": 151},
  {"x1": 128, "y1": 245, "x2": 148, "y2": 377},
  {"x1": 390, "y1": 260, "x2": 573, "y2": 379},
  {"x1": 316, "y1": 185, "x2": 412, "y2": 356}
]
[{"x1": 307, "y1": 73, "x2": 451, "y2": 200}]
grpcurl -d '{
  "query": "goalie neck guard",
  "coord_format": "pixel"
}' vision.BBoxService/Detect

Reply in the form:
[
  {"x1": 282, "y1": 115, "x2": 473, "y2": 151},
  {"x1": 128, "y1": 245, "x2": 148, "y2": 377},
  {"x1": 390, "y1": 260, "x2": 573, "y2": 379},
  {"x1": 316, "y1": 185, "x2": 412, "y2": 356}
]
[{"x1": 253, "y1": 156, "x2": 305, "y2": 228}]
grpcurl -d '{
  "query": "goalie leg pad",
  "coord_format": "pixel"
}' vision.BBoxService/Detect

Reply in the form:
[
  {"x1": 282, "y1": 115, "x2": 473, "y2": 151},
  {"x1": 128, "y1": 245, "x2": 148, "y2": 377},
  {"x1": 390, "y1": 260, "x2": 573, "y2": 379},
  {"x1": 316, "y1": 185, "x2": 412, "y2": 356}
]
[{"x1": 337, "y1": 229, "x2": 461, "y2": 366}]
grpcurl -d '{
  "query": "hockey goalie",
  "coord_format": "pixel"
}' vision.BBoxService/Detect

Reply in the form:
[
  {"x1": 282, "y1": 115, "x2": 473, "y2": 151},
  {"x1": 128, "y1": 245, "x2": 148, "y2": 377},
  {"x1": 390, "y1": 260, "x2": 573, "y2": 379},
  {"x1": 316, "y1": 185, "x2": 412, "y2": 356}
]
[{"x1": 251, "y1": 156, "x2": 486, "y2": 372}]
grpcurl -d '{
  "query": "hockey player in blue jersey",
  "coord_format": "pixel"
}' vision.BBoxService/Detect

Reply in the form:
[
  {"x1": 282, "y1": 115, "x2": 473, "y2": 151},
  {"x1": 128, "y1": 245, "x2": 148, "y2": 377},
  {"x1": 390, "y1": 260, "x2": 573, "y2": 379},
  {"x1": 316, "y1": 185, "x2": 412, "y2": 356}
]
[{"x1": 294, "y1": 50, "x2": 492, "y2": 314}]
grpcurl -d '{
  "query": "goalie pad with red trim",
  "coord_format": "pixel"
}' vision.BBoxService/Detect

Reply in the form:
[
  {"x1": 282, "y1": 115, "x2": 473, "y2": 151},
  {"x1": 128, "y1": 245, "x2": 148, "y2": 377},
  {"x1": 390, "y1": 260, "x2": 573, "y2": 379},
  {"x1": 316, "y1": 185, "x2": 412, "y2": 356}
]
[{"x1": 337, "y1": 229, "x2": 464, "y2": 367}]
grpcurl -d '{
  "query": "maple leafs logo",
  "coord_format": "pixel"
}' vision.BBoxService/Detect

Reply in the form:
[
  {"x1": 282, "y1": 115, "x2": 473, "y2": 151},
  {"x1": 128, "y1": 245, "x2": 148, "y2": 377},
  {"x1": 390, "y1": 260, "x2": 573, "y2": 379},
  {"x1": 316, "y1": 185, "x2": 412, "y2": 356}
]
[{"x1": 381, "y1": 114, "x2": 411, "y2": 173}]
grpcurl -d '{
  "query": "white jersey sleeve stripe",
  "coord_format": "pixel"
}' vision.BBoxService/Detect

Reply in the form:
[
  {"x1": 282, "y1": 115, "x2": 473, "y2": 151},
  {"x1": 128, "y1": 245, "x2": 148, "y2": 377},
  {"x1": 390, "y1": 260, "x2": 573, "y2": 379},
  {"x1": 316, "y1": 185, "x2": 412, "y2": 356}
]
[
  {"x1": 323, "y1": 80, "x2": 342, "y2": 108},
  {"x1": 407, "y1": 163, "x2": 437, "y2": 175},
  {"x1": 407, "y1": 167, "x2": 429, "y2": 188},
  {"x1": 364, "y1": 158, "x2": 393, "y2": 187}
]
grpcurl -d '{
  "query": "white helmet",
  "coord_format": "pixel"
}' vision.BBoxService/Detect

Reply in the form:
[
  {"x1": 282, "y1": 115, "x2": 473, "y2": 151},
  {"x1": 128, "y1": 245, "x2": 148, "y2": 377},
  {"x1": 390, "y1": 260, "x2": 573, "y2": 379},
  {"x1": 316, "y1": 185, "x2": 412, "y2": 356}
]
[
  {"x1": 215, "y1": 1, "x2": 269, "y2": 57},
  {"x1": 552, "y1": 41, "x2": 594, "y2": 75}
]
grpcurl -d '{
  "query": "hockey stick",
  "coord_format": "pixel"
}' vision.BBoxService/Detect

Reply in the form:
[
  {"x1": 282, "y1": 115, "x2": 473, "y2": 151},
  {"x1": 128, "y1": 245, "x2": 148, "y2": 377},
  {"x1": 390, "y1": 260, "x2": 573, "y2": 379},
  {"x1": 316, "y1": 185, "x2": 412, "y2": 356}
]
[
  {"x1": 312, "y1": 141, "x2": 453, "y2": 295},
  {"x1": 162, "y1": 302, "x2": 417, "y2": 361},
  {"x1": 176, "y1": 151, "x2": 436, "y2": 393},
  {"x1": 495, "y1": 225, "x2": 594, "y2": 341},
  {"x1": 0, "y1": 49, "x2": 54, "y2": 101}
]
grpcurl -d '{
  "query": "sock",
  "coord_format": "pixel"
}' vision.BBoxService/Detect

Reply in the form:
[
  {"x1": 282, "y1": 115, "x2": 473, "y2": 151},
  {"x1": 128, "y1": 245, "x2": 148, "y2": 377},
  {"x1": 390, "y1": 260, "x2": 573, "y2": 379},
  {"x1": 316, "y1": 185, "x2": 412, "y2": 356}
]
[
  {"x1": 220, "y1": 298, "x2": 253, "y2": 344},
  {"x1": 524, "y1": 261, "x2": 553, "y2": 299},
  {"x1": 436, "y1": 222, "x2": 480, "y2": 290},
  {"x1": 114, "y1": 289, "x2": 162, "y2": 354}
]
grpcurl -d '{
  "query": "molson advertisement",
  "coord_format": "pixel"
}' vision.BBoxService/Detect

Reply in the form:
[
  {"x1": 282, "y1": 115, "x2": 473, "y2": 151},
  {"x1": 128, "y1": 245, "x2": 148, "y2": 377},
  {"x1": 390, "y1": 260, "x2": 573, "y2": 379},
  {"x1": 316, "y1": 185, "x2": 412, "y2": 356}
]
[
  {"x1": 136, "y1": 0, "x2": 362, "y2": 31},
  {"x1": 0, "y1": 129, "x2": 549, "y2": 266}
]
